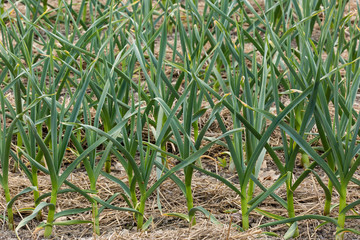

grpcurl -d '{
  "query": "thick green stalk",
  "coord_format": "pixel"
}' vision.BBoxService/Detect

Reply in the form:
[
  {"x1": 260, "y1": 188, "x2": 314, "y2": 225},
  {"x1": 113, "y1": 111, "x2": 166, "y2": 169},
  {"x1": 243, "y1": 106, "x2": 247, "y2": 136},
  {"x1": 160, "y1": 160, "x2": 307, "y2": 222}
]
[
  {"x1": 47, "y1": 118, "x2": 53, "y2": 151},
  {"x1": 91, "y1": 200, "x2": 100, "y2": 235},
  {"x1": 245, "y1": 140, "x2": 255, "y2": 202},
  {"x1": 323, "y1": 180, "x2": 333, "y2": 216},
  {"x1": 82, "y1": 0, "x2": 88, "y2": 23},
  {"x1": 246, "y1": 148, "x2": 255, "y2": 202},
  {"x1": 161, "y1": 143, "x2": 168, "y2": 168},
  {"x1": 136, "y1": 194, "x2": 146, "y2": 230},
  {"x1": 300, "y1": 153, "x2": 310, "y2": 168},
  {"x1": 148, "y1": 1, "x2": 155, "y2": 53},
  {"x1": 240, "y1": 185, "x2": 249, "y2": 230},
  {"x1": 324, "y1": 157, "x2": 335, "y2": 216},
  {"x1": 44, "y1": 189, "x2": 58, "y2": 237},
  {"x1": 128, "y1": 167, "x2": 137, "y2": 207},
  {"x1": 157, "y1": 109, "x2": 168, "y2": 168},
  {"x1": 76, "y1": 129, "x2": 82, "y2": 169},
  {"x1": 185, "y1": 167, "x2": 195, "y2": 225},
  {"x1": 13, "y1": 133, "x2": 22, "y2": 172},
  {"x1": 1, "y1": 117, "x2": 18, "y2": 230},
  {"x1": 104, "y1": 124, "x2": 112, "y2": 173},
  {"x1": 33, "y1": 125, "x2": 43, "y2": 220},
  {"x1": 247, "y1": 177, "x2": 255, "y2": 202},
  {"x1": 43, "y1": 0, "x2": 47, "y2": 11},
  {"x1": 14, "y1": 80, "x2": 23, "y2": 172},
  {"x1": 295, "y1": 109, "x2": 310, "y2": 168},
  {"x1": 36, "y1": 125, "x2": 45, "y2": 166},
  {"x1": 286, "y1": 182, "x2": 299, "y2": 237},
  {"x1": 0, "y1": 0, "x2": 3, "y2": 15},
  {"x1": 316, "y1": 115, "x2": 336, "y2": 216},
  {"x1": 193, "y1": 121, "x2": 199, "y2": 141},
  {"x1": 31, "y1": 166, "x2": 42, "y2": 221},
  {"x1": 336, "y1": 187, "x2": 347, "y2": 240},
  {"x1": 90, "y1": 181, "x2": 100, "y2": 235},
  {"x1": 192, "y1": 121, "x2": 202, "y2": 168},
  {"x1": 4, "y1": 184, "x2": 14, "y2": 230},
  {"x1": 82, "y1": 157, "x2": 100, "y2": 235}
]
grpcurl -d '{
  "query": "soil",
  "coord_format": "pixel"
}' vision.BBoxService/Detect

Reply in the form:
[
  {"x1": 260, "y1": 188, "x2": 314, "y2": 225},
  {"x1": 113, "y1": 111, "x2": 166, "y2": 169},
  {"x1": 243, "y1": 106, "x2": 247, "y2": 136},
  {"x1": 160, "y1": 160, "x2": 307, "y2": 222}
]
[{"x1": 1, "y1": 154, "x2": 360, "y2": 239}]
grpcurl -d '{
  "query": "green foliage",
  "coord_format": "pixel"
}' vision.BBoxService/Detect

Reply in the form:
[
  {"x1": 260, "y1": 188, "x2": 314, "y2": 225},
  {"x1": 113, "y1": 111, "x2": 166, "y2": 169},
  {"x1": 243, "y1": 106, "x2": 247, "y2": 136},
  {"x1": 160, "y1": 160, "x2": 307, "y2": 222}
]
[{"x1": 0, "y1": 0, "x2": 359, "y2": 239}]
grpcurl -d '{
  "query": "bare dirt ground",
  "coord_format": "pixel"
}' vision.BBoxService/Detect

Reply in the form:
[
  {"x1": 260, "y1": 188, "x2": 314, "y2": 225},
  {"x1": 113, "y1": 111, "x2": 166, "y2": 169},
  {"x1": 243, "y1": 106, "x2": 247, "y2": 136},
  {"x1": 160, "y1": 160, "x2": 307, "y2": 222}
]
[{"x1": 1, "y1": 149, "x2": 360, "y2": 239}]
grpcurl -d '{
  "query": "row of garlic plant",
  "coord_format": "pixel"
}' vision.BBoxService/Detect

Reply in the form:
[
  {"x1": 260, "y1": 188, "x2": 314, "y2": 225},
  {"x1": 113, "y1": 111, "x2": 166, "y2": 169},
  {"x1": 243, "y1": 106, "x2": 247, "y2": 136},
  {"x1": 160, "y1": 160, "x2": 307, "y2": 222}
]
[{"x1": 0, "y1": 0, "x2": 359, "y2": 239}]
